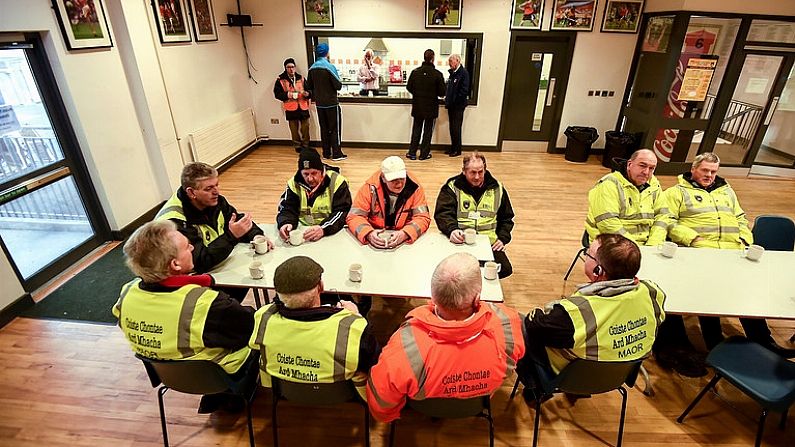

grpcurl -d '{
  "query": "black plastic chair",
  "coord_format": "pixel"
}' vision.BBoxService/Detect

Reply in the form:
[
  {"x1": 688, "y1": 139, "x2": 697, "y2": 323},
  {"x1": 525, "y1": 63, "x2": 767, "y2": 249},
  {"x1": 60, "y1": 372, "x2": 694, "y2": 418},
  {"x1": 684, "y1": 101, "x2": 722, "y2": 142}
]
[
  {"x1": 511, "y1": 358, "x2": 643, "y2": 447},
  {"x1": 677, "y1": 336, "x2": 795, "y2": 447},
  {"x1": 752, "y1": 214, "x2": 795, "y2": 252},
  {"x1": 564, "y1": 230, "x2": 591, "y2": 280},
  {"x1": 271, "y1": 377, "x2": 370, "y2": 447},
  {"x1": 135, "y1": 354, "x2": 256, "y2": 447},
  {"x1": 389, "y1": 396, "x2": 494, "y2": 447}
]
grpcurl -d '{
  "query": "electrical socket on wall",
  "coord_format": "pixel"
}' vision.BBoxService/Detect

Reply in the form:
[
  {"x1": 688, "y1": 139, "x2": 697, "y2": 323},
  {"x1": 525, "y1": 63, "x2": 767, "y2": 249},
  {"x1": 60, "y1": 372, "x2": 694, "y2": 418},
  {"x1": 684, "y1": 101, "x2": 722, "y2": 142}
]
[{"x1": 270, "y1": 118, "x2": 279, "y2": 124}]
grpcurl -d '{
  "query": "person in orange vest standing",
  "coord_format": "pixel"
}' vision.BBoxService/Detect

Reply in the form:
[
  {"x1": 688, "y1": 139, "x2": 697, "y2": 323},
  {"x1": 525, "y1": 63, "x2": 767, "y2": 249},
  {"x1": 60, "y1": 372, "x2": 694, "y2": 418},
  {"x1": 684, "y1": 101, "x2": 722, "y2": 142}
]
[{"x1": 274, "y1": 58, "x2": 311, "y2": 153}]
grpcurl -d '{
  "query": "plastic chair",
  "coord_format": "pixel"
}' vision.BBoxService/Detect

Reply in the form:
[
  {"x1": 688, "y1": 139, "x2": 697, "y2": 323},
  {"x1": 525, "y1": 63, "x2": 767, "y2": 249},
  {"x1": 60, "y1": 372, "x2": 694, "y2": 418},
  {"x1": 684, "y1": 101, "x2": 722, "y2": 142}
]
[
  {"x1": 677, "y1": 336, "x2": 795, "y2": 447},
  {"x1": 511, "y1": 358, "x2": 643, "y2": 447},
  {"x1": 564, "y1": 230, "x2": 590, "y2": 280},
  {"x1": 388, "y1": 396, "x2": 493, "y2": 447},
  {"x1": 135, "y1": 354, "x2": 256, "y2": 447},
  {"x1": 752, "y1": 215, "x2": 795, "y2": 252},
  {"x1": 271, "y1": 377, "x2": 370, "y2": 447}
]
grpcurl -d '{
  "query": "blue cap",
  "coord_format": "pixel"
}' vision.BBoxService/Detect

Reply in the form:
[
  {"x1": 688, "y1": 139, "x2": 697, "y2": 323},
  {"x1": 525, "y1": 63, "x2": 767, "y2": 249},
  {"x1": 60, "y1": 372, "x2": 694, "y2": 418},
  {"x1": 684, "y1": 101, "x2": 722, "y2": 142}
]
[{"x1": 316, "y1": 43, "x2": 329, "y2": 57}]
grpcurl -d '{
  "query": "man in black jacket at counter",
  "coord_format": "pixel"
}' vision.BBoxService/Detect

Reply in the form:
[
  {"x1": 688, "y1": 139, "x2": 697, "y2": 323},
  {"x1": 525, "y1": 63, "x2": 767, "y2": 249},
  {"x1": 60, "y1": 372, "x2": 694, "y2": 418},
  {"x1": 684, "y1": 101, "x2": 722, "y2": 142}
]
[{"x1": 405, "y1": 49, "x2": 446, "y2": 161}]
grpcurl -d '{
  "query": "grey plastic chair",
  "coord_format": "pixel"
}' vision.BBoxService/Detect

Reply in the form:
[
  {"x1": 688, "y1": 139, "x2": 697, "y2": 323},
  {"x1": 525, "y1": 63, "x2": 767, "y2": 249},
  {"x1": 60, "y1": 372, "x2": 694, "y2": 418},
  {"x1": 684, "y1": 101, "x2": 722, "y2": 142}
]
[
  {"x1": 389, "y1": 396, "x2": 493, "y2": 447},
  {"x1": 271, "y1": 377, "x2": 370, "y2": 447},
  {"x1": 136, "y1": 354, "x2": 257, "y2": 447}
]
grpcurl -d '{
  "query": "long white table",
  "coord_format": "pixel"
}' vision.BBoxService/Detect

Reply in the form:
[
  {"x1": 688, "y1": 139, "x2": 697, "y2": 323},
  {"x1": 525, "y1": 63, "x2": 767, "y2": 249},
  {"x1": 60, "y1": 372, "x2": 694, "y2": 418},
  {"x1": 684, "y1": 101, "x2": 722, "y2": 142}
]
[
  {"x1": 637, "y1": 246, "x2": 795, "y2": 319},
  {"x1": 209, "y1": 225, "x2": 503, "y2": 303}
]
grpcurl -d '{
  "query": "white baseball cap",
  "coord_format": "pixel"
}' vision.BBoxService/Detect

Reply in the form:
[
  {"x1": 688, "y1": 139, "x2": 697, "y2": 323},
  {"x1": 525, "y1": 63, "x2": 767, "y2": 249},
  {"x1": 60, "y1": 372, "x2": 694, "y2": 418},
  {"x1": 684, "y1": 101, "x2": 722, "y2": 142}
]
[{"x1": 381, "y1": 156, "x2": 407, "y2": 181}]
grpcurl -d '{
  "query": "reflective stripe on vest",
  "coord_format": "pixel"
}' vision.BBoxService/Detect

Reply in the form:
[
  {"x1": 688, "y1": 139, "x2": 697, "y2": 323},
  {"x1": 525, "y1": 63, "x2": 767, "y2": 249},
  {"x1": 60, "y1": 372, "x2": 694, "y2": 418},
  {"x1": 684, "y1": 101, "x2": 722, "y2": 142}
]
[
  {"x1": 253, "y1": 305, "x2": 366, "y2": 384},
  {"x1": 280, "y1": 78, "x2": 309, "y2": 111},
  {"x1": 155, "y1": 191, "x2": 226, "y2": 246},
  {"x1": 287, "y1": 171, "x2": 343, "y2": 226},
  {"x1": 449, "y1": 180, "x2": 503, "y2": 244},
  {"x1": 547, "y1": 281, "x2": 665, "y2": 373}
]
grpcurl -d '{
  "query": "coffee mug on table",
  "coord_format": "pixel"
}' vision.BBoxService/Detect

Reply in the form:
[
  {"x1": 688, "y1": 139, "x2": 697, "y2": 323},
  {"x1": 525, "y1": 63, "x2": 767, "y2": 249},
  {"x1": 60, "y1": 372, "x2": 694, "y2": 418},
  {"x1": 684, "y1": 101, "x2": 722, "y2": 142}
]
[
  {"x1": 349, "y1": 263, "x2": 363, "y2": 282},
  {"x1": 253, "y1": 235, "x2": 269, "y2": 254},
  {"x1": 657, "y1": 241, "x2": 677, "y2": 258},
  {"x1": 483, "y1": 261, "x2": 501, "y2": 280},
  {"x1": 289, "y1": 229, "x2": 303, "y2": 246},
  {"x1": 743, "y1": 244, "x2": 765, "y2": 261},
  {"x1": 464, "y1": 228, "x2": 477, "y2": 245},
  {"x1": 249, "y1": 261, "x2": 265, "y2": 279}
]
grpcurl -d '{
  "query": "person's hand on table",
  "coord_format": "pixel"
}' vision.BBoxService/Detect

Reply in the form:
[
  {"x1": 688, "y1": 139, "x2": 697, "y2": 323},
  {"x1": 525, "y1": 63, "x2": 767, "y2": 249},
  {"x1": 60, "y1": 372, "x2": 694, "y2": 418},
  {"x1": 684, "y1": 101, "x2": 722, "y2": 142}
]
[
  {"x1": 303, "y1": 225, "x2": 324, "y2": 242},
  {"x1": 251, "y1": 236, "x2": 275, "y2": 251},
  {"x1": 367, "y1": 230, "x2": 388, "y2": 249},
  {"x1": 449, "y1": 229, "x2": 465, "y2": 244},
  {"x1": 389, "y1": 230, "x2": 409, "y2": 247},
  {"x1": 492, "y1": 240, "x2": 505, "y2": 251},
  {"x1": 337, "y1": 300, "x2": 360, "y2": 315},
  {"x1": 278, "y1": 223, "x2": 293, "y2": 240},
  {"x1": 229, "y1": 213, "x2": 253, "y2": 239}
]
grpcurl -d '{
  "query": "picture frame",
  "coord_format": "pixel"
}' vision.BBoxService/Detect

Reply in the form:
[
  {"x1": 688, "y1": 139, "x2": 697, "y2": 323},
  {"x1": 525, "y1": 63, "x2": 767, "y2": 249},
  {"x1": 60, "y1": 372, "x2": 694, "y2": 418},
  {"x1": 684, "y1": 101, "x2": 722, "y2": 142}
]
[
  {"x1": 510, "y1": 0, "x2": 544, "y2": 30},
  {"x1": 426, "y1": 0, "x2": 462, "y2": 29},
  {"x1": 188, "y1": 0, "x2": 218, "y2": 42},
  {"x1": 601, "y1": 0, "x2": 643, "y2": 33},
  {"x1": 153, "y1": 0, "x2": 192, "y2": 43},
  {"x1": 551, "y1": 0, "x2": 597, "y2": 32},
  {"x1": 51, "y1": 0, "x2": 113, "y2": 50},
  {"x1": 303, "y1": 0, "x2": 334, "y2": 27}
]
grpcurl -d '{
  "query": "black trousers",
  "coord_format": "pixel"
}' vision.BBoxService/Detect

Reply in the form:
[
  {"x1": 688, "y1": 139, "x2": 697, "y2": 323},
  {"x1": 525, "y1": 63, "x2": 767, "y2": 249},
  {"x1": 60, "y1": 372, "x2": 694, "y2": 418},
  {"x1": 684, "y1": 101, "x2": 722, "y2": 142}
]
[
  {"x1": 409, "y1": 117, "x2": 436, "y2": 158},
  {"x1": 317, "y1": 105, "x2": 343, "y2": 158},
  {"x1": 447, "y1": 107, "x2": 465, "y2": 154},
  {"x1": 699, "y1": 316, "x2": 775, "y2": 350}
]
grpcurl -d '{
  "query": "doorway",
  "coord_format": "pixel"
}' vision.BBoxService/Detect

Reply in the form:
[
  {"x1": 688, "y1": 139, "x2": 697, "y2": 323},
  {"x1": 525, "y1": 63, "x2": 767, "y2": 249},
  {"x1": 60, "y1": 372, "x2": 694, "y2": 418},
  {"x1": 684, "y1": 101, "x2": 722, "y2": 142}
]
[
  {"x1": 748, "y1": 56, "x2": 795, "y2": 177},
  {"x1": 499, "y1": 34, "x2": 575, "y2": 152},
  {"x1": 0, "y1": 35, "x2": 109, "y2": 290}
]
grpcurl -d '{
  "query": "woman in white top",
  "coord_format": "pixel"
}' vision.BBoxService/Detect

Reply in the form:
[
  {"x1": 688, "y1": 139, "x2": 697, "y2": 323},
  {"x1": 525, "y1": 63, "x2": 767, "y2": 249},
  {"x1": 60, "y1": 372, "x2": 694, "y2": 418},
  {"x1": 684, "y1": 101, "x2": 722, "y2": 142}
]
[{"x1": 357, "y1": 49, "x2": 380, "y2": 96}]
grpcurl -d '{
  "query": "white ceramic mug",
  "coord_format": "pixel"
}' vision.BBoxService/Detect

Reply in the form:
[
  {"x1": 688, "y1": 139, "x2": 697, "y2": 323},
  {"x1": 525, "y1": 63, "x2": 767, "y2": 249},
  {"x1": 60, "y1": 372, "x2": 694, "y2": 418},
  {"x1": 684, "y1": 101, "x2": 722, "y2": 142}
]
[
  {"x1": 483, "y1": 261, "x2": 501, "y2": 280},
  {"x1": 249, "y1": 261, "x2": 265, "y2": 279},
  {"x1": 289, "y1": 229, "x2": 303, "y2": 246},
  {"x1": 253, "y1": 235, "x2": 269, "y2": 254},
  {"x1": 349, "y1": 263, "x2": 363, "y2": 282},
  {"x1": 744, "y1": 244, "x2": 765, "y2": 261},
  {"x1": 464, "y1": 228, "x2": 477, "y2": 245},
  {"x1": 657, "y1": 241, "x2": 677, "y2": 258}
]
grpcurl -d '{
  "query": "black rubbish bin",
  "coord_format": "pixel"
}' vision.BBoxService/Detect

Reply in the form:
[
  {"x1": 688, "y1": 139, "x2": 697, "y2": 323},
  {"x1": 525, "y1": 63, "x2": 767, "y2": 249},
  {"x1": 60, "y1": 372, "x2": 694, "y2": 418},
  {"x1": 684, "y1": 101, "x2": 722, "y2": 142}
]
[
  {"x1": 602, "y1": 131, "x2": 640, "y2": 168},
  {"x1": 564, "y1": 126, "x2": 599, "y2": 162}
]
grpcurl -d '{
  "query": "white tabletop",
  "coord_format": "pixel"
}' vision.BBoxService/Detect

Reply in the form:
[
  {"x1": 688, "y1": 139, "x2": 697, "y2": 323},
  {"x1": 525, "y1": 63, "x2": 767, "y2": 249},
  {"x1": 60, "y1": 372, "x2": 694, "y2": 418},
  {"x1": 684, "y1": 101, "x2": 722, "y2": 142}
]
[
  {"x1": 637, "y1": 246, "x2": 795, "y2": 320},
  {"x1": 209, "y1": 225, "x2": 503, "y2": 302}
]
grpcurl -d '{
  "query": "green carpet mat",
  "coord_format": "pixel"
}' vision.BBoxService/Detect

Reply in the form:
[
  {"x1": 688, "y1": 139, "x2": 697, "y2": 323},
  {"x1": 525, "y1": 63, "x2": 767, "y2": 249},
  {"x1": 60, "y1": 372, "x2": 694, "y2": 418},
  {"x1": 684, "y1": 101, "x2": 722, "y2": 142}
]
[{"x1": 22, "y1": 244, "x2": 134, "y2": 324}]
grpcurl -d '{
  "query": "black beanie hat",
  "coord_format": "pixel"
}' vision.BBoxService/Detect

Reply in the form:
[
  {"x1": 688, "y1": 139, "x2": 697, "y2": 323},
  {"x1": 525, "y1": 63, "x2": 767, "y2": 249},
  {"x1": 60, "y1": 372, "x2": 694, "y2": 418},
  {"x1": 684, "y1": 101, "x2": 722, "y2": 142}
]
[
  {"x1": 284, "y1": 58, "x2": 296, "y2": 68},
  {"x1": 298, "y1": 148, "x2": 324, "y2": 172}
]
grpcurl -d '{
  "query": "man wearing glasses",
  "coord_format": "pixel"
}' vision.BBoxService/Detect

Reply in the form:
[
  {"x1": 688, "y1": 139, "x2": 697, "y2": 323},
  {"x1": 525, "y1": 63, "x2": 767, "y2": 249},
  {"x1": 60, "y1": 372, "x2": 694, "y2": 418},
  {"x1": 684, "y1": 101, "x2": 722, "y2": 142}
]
[{"x1": 517, "y1": 234, "x2": 666, "y2": 402}]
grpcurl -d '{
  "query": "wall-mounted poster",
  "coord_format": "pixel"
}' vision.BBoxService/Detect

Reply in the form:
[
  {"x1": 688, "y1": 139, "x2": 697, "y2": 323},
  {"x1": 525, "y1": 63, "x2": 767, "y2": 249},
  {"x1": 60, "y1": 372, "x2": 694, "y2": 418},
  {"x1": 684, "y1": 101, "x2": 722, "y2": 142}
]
[
  {"x1": 511, "y1": 0, "x2": 544, "y2": 30},
  {"x1": 303, "y1": 0, "x2": 334, "y2": 27},
  {"x1": 642, "y1": 16, "x2": 674, "y2": 52},
  {"x1": 189, "y1": 0, "x2": 218, "y2": 42},
  {"x1": 426, "y1": 0, "x2": 462, "y2": 29},
  {"x1": 551, "y1": 0, "x2": 597, "y2": 31},
  {"x1": 51, "y1": 0, "x2": 113, "y2": 50},
  {"x1": 153, "y1": 0, "x2": 192, "y2": 43},
  {"x1": 601, "y1": 0, "x2": 643, "y2": 33}
]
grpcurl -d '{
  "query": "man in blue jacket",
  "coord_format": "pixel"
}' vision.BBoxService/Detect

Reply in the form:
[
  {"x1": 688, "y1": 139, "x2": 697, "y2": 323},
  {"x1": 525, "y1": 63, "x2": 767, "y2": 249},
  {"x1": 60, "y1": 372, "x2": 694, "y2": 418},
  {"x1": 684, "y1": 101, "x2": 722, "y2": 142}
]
[
  {"x1": 445, "y1": 53, "x2": 470, "y2": 157},
  {"x1": 306, "y1": 42, "x2": 346, "y2": 161}
]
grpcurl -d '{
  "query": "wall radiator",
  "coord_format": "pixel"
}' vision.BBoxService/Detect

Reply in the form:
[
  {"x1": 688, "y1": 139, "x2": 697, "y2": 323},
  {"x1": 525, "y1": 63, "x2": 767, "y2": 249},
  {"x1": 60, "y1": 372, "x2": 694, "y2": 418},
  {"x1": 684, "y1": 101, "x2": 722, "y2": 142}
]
[{"x1": 188, "y1": 108, "x2": 257, "y2": 168}]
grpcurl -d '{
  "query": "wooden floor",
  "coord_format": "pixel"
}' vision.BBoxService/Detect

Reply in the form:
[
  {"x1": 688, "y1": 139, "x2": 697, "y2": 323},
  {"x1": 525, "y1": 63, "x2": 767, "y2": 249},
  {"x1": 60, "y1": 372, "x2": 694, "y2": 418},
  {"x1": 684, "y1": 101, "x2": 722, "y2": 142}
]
[{"x1": 3, "y1": 146, "x2": 795, "y2": 446}]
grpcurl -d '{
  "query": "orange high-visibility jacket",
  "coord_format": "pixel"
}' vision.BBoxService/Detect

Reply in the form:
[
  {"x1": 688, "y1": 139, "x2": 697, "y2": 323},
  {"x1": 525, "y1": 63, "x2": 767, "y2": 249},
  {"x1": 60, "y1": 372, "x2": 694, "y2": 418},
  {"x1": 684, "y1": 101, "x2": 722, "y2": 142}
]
[
  {"x1": 366, "y1": 303, "x2": 526, "y2": 423},
  {"x1": 346, "y1": 170, "x2": 431, "y2": 244}
]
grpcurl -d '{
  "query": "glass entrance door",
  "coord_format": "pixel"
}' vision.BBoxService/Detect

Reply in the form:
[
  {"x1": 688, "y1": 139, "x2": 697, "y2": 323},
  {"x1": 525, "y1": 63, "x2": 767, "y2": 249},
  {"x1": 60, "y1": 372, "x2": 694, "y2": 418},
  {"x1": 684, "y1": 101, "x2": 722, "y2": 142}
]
[
  {"x1": 751, "y1": 62, "x2": 795, "y2": 171},
  {"x1": 0, "y1": 37, "x2": 108, "y2": 289}
]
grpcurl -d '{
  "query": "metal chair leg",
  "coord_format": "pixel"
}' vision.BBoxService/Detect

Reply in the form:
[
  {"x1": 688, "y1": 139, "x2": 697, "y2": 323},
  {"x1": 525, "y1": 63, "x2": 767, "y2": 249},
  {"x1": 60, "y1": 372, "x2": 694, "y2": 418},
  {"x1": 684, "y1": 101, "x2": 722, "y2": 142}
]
[
  {"x1": 510, "y1": 377, "x2": 520, "y2": 399},
  {"x1": 677, "y1": 374, "x2": 722, "y2": 423},
  {"x1": 564, "y1": 248, "x2": 586, "y2": 281},
  {"x1": 364, "y1": 404, "x2": 370, "y2": 447},
  {"x1": 388, "y1": 420, "x2": 396, "y2": 447},
  {"x1": 639, "y1": 365, "x2": 652, "y2": 396},
  {"x1": 245, "y1": 399, "x2": 255, "y2": 447},
  {"x1": 272, "y1": 394, "x2": 279, "y2": 447},
  {"x1": 532, "y1": 396, "x2": 542, "y2": 447},
  {"x1": 617, "y1": 386, "x2": 628, "y2": 447},
  {"x1": 756, "y1": 409, "x2": 769, "y2": 447},
  {"x1": 780, "y1": 409, "x2": 789, "y2": 430},
  {"x1": 157, "y1": 386, "x2": 170, "y2": 447}
]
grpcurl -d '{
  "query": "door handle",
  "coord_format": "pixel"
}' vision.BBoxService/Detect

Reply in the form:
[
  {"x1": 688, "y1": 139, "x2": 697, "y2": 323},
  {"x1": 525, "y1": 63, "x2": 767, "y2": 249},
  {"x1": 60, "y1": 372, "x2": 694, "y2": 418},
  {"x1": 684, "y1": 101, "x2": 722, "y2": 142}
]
[
  {"x1": 763, "y1": 96, "x2": 779, "y2": 126},
  {"x1": 546, "y1": 78, "x2": 556, "y2": 107}
]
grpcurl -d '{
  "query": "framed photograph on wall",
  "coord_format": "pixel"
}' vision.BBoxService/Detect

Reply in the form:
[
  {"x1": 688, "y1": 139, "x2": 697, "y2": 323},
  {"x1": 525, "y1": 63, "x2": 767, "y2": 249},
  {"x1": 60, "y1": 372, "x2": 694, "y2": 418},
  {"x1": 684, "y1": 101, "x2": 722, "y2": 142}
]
[
  {"x1": 303, "y1": 0, "x2": 334, "y2": 27},
  {"x1": 188, "y1": 0, "x2": 218, "y2": 41},
  {"x1": 551, "y1": 0, "x2": 597, "y2": 31},
  {"x1": 426, "y1": 0, "x2": 462, "y2": 29},
  {"x1": 511, "y1": 0, "x2": 544, "y2": 30},
  {"x1": 601, "y1": 0, "x2": 643, "y2": 33},
  {"x1": 153, "y1": 0, "x2": 192, "y2": 43},
  {"x1": 51, "y1": 0, "x2": 113, "y2": 50}
]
